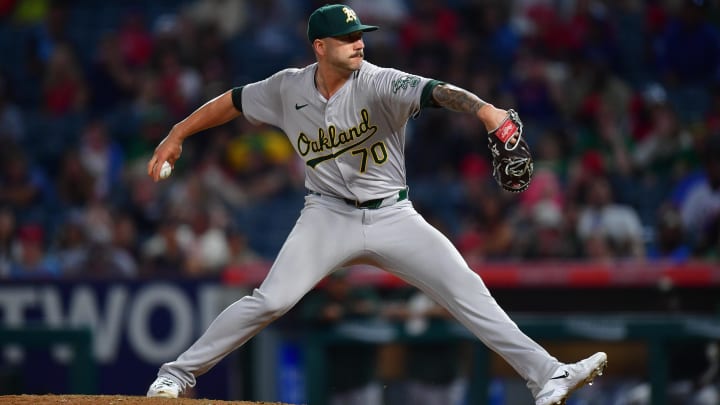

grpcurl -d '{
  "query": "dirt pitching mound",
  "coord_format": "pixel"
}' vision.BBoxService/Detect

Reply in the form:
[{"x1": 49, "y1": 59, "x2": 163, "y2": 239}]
[{"x1": 0, "y1": 395, "x2": 293, "y2": 405}]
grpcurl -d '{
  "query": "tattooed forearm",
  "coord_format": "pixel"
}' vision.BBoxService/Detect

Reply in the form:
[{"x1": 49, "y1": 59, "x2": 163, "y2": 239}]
[{"x1": 431, "y1": 84, "x2": 488, "y2": 114}]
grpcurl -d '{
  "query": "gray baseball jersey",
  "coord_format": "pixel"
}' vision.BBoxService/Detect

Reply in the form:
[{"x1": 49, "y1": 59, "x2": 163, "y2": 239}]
[
  {"x1": 155, "y1": 61, "x2": 561, "y2": 398},
  {"x1": 242, "y1": 60, "x2": 430, "y2": 201}
]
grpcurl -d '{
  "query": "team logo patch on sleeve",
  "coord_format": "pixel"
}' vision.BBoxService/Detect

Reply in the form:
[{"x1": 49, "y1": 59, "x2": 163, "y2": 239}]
[{"x1": 392, "y1": 76, "x2": 420, "y2": 93}]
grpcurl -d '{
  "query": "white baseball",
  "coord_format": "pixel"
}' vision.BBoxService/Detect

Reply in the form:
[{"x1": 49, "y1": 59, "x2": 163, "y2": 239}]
[{"x1": 159, "y1": 161, "x2": 173, "y2": 179}]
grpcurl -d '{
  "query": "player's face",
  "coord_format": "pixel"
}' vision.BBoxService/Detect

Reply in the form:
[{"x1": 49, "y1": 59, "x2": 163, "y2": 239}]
[{"x1": 325, "y1": 31, "x2": 365, "y2": 72}]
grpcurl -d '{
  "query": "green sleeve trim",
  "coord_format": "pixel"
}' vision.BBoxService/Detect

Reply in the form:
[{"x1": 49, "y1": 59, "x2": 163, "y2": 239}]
[
  {"x1": 420, "y1": 80, "x2": 445, "y2": 109},
  {"x1": 231, "y1": 86, "x2": 244, "y2": 112}
]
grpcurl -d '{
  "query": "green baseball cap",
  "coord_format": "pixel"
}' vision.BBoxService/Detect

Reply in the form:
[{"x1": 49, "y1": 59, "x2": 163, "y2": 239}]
[{"x1": 307, "y1": 4, "x2": 378, "y2": 42}]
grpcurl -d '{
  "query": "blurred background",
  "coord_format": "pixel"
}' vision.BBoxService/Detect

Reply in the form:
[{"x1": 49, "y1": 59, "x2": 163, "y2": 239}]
[{"x1": 0, "y1": 0, "x2": 719, "y2": 404}]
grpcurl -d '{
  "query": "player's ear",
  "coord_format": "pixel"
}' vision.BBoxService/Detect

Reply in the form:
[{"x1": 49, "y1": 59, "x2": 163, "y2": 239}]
[{"x1": 313, "y1": 39, "x2": 325, "y2": 56}]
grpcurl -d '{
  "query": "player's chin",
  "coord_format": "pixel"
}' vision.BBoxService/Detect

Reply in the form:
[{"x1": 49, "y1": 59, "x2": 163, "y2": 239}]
[{"x1": 348, "y1": 57, "x2": 363, "y2": 69}]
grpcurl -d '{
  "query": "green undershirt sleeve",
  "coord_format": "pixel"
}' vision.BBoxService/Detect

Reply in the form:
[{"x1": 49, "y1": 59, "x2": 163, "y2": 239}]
[
  {"x1": 420, "y1": 80, "x2": 445, "y2": 109},
  {"x1": 231, "y1": 86, "x2": 244, "y2": 112}
]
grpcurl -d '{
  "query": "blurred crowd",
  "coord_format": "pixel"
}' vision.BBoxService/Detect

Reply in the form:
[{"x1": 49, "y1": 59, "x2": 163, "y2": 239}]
[{"x1": 1, "y1": 0, "x2": 720, "y2": 280}]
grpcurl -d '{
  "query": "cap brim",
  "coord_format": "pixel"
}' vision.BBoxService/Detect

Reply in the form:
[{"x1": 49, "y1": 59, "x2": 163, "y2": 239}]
[{"x1": 329, "y1": 24, "x2": 378, "y2": 38}]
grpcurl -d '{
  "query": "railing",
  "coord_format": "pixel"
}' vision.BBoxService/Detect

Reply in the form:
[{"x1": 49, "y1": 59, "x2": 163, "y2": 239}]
[
  {"x1": 0, "y1": 327, "x2": 97, "y2": 394},
  {"x1": 223, "y1": 260, "x2": 720, "y2": 288},
  {"x1": 302, "y1": 315, "x2": 720, "y2": 405}
]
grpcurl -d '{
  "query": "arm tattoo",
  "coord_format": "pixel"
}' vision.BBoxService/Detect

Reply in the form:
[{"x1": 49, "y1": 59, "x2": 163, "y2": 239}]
[{"x1": 431, "y1": 84, "x2": 487, "y2": 114}]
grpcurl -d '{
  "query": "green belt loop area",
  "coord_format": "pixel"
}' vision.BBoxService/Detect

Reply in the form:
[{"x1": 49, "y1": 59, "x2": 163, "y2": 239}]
[{"x1": 344, "y1": 187, "x2": 409, "y2": 209}]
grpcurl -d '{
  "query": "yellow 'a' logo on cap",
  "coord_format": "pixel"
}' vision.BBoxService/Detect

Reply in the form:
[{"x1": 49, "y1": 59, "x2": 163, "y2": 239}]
[{"x1": 342, "y1": 7, "x2": 357, "y2": 23}]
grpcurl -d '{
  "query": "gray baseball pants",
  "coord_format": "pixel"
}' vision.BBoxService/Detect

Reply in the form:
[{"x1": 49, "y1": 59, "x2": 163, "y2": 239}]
[{"x1": 158, "y1": 194, "x2": 561, "y2": 396}]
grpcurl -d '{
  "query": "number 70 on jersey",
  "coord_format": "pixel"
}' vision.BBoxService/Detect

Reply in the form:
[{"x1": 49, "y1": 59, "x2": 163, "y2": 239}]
[{"x1": 351, "y1": 141, "x2": 388, "y2": 173}]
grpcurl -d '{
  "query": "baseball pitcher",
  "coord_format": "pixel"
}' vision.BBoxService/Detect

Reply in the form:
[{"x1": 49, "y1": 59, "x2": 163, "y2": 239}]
[{"x1": 146, "y1": 5, "x2": 606, "y2": 405}]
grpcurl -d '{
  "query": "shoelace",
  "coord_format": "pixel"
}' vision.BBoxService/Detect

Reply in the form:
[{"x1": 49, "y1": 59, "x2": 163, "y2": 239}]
[{"x1": 154, "y1": 379, "x2": 175, "y2": 388}]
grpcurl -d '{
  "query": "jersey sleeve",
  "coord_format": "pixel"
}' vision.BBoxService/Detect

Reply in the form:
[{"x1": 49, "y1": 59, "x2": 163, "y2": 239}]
[
  {"x1": 371, "y1": 68, "x2": 443, "y2": 125},
  {"x1": 239, "y1": 70, "x2": 287, "y2": 127}
]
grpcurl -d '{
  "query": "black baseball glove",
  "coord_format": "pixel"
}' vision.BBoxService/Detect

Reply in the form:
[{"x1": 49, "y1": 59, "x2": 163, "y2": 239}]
[{"x1": 487, "y1": 109, "x2": 533, "y2": 193}]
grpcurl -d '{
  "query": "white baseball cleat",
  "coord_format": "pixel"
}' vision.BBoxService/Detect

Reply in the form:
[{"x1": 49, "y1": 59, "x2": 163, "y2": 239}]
[
  {"x1": 535, "y1": 351, "x2": 607, "y2": 405},
  {"x1": 147, "y1": 375, "x2": 181, "y2": 398}
]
